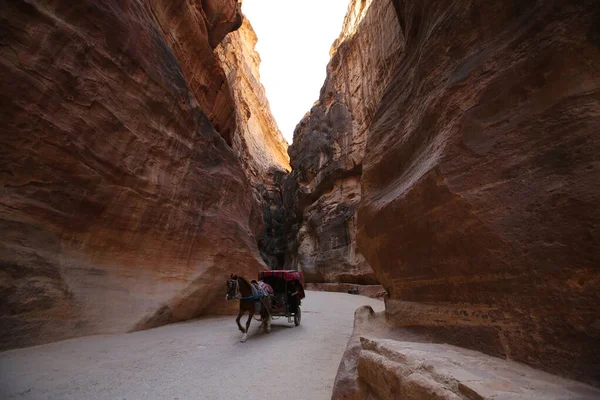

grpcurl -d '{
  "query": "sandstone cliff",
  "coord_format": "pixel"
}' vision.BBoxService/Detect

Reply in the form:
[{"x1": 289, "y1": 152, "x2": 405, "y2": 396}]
[
  {"x1": 284, "y1": 0, "x2": 402, "y2": 284},
  {"x1": 216, "y1": 18, "x2": 291, "y2": 269},
  {"x1": 0, "y1": 0, "x2": 266, "y2": 350},
  {"x1": 355, "y1": 0, "x2": 600, "y2": 385}
]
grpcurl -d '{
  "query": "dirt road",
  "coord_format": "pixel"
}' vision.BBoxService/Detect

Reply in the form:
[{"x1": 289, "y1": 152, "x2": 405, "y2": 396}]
[{"x1": 0, "y1": 291, "x2": 383, "y2": 400}]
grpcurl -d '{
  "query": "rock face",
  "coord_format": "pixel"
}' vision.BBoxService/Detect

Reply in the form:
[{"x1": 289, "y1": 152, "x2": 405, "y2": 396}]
[
  {"x1": 215, "y1": 18, "x2": 291, "y2": 269},
  {"x1": 357, "y1": 0, "x2": 600, "y2": 385},
  {"x1": 0, "y1": 0, "x2": 266, "y2": 350},
  {"x1": 357, "y1": 339, "x2": 600, "y2": 400},
  {"x1": 333, "y1": 307, "x2": 600, "y2": 400},
  {"x1": 284, "y1": 0, "x2": 403, "y2": 284}
]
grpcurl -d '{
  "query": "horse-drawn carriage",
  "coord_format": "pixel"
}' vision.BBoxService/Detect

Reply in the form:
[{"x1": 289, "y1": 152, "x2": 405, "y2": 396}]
[
  {"x1": 259, "y1": 270, "x2": 305, "y2": 326},
  {"x1": 226, "y1": 270, "x2": 306, "y2": 342}
]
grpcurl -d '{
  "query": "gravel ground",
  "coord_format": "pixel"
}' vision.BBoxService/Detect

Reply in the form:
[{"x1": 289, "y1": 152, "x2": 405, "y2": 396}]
[{"x1": 0, "y1": 291, "x2": 383, "y2": 400}]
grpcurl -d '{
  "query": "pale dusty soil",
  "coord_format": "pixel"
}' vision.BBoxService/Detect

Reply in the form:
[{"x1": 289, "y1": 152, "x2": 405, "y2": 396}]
[{"x1": 0, "y1": 291, "x2": 383, "y2": 400}]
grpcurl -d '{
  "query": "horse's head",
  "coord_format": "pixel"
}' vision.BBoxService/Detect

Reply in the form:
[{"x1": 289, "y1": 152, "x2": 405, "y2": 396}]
[{"x1": 226, "y1": 274, "x2": 239, "y2": 301}]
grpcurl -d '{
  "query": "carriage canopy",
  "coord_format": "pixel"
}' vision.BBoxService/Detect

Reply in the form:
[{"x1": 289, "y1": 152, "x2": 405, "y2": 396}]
[{"x1": 259, "y1": 270, "x2": 304, "y2": 282}]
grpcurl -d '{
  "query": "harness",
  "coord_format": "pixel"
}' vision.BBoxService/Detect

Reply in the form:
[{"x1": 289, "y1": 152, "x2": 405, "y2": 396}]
[
  {"x1": 228, "y1": 279, "x2": 272, "y2": 301},
  {"x1": 241, "y1": 294, "x2": 267, "y2": 300},
  {"x1": 227, "y1": 278, "x2": 275, "y2": 321}
]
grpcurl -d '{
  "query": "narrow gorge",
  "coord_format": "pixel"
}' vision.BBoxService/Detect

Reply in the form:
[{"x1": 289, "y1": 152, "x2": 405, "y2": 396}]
[
  {"x1": 1, "y1": 0, "x2": 599, "y2": 398},
  {"x1": 283, "y1": 0, "x2": 401, "y2": 289}
]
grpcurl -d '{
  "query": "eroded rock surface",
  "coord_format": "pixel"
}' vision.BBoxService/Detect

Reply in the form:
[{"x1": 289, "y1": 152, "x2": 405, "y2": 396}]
[
  {"x1": 215, "y1": 17, "x2": 291, "y2": 269},
  {"x1": 357, "y1": 0, "x2": 600, "y2": 384},
  {"x1": 0, "y1": 0, "x2": 265, "y2": 349},
  {"x1": 355, "y1": 339, "x2": 600, "y2": 400},
  {"x1": 284, "y1": 0, "x2": 403, "y2": 284},
  {"x1": 146, "y1": 0, "x2": 243, "y2": 145},
  {"x1": 333, "y1": 307, "x2": 600, "y2": 400}
]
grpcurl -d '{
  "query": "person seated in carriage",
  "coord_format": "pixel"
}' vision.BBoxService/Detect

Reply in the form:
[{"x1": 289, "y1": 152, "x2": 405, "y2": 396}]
[
  {"x1": 287, "y1": 280, "x2": 301, "y2": 313},
  {"x1": 250, "y1": 278, "x2": 273, "y2": 297}
]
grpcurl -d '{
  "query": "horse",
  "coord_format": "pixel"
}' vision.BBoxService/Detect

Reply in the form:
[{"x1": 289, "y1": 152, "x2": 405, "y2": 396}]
[{"x1": 226, "y1": 274, "x2": 272, "y2": 342}]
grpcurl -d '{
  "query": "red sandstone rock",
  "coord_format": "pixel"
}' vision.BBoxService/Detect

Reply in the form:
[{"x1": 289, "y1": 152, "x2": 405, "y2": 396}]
[
  {"x1": 357, "y1": 0, "x2": 600, "y2": 384},
  {"x1": 215, "y1": 18, "x2": 291, "y2": 269},
  {"x1": 0, "y1": 0, "x2": 264, "y2": 349},
  {"x1": 216, "y1": 18, "x2": 290, "y2": 181},
  {"x1": 333, "y1": 307, "x2": 600, "y2": 399},
  {"x1": 284, "y1": 0, "x2": 402, "y2": 284},
  {"x1": 147, "y1": 0, "x2": 242, "y2": 144}
]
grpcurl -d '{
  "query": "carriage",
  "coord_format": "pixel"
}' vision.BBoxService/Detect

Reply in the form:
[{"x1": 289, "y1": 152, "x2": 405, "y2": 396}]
[{"x1": 259, "y1": 270, "x2": 305, "y2": 326}]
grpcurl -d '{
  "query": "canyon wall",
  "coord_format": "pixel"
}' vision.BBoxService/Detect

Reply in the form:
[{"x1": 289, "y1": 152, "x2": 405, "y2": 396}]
[
  {"x1": 0, "y1": 0, "x2": 267, "y2": 350},
  {"x1": 216, "y1": 18, "x2": 291, "y2": 269},
  {"x1": 284, "y1": 0, "x2": 402, "y2": 284},
  {"x1": 356, "y1": 0, "x2": 600, "y2": 385}
]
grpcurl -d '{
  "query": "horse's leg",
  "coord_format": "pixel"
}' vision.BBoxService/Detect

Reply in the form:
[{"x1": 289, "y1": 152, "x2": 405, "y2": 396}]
[
  {"x1": 265, "y1": 312, "x2": 271, "y2": 333},
  {"x1": 241, "y1": 311, "x2": 252, "y2": 342},
  {"x1": 245, "y1": 311, "x2": 253, "y2": 333},
  {"x1": 258, "y1": 299, "x2": 271, "y2": 333},
  {"x1": 258, "y1": 300, "x2": 266, "y2": 332},
  {"x1": 264, "y1": 300, "x2": 271, "y2": 333},
  {"x1": 236, "y1": 309, "x2": 245, "y2": 333}
]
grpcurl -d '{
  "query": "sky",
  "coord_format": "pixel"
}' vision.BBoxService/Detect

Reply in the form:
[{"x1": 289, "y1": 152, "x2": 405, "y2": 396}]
[{"x1": 242, "y1": 0, "x2": 351, "y2": 144}]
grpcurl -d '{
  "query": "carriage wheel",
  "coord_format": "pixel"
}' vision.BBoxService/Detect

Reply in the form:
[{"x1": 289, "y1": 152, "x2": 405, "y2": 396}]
[{"x1": 294, "y1": 306, "x2": 301, "y2": 326}]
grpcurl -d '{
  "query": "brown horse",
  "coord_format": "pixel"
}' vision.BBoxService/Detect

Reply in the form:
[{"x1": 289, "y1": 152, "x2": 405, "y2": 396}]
[{"x1": 226, "y1": 274, "x2": 272, "y2": 342}]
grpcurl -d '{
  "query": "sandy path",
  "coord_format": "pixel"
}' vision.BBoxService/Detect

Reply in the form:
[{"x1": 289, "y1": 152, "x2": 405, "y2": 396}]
[{"x1": 0, "y1": 291, "x2": 383, "y2": 400}]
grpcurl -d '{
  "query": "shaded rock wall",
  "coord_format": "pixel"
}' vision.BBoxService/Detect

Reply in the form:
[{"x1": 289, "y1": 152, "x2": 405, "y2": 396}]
[
  {"x1": 215, "y1": 18, "x2": 291, "y2": 269},
  {"x1": 284, "y1": 0, "x2": 402, "y2": 283},
  {"x1": 146, "y1": 0, "x2": 242, "y2": 145},
  {"x1": 357, "y1": 0, "x2": 600, "y2": 384},
  {"x1": 0, "y1": 0, "x2": 266, "y2": 349}
]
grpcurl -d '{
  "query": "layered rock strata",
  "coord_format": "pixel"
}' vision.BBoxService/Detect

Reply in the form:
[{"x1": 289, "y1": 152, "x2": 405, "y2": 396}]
[
  {"x1": 357, "y1": 0, "x2": 600, "y2": 384},
  {"x1": 284, "y1": 0, "x2": 402, "y2": 283},
  {"x1": 333, "y1": 307, "x2": 600, "y2": 400},
  {"x1": 0, "y1": 0, "x2": 266, "y2": 349},
  {"x1": 215, "y1": 18, "x2": 291, "y2": 269}
]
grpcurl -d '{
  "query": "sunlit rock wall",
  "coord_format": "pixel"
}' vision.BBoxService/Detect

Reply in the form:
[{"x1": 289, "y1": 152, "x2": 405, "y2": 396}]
[{"x1": 216, "y1": 18, "x2": 291, "y2": 269}]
